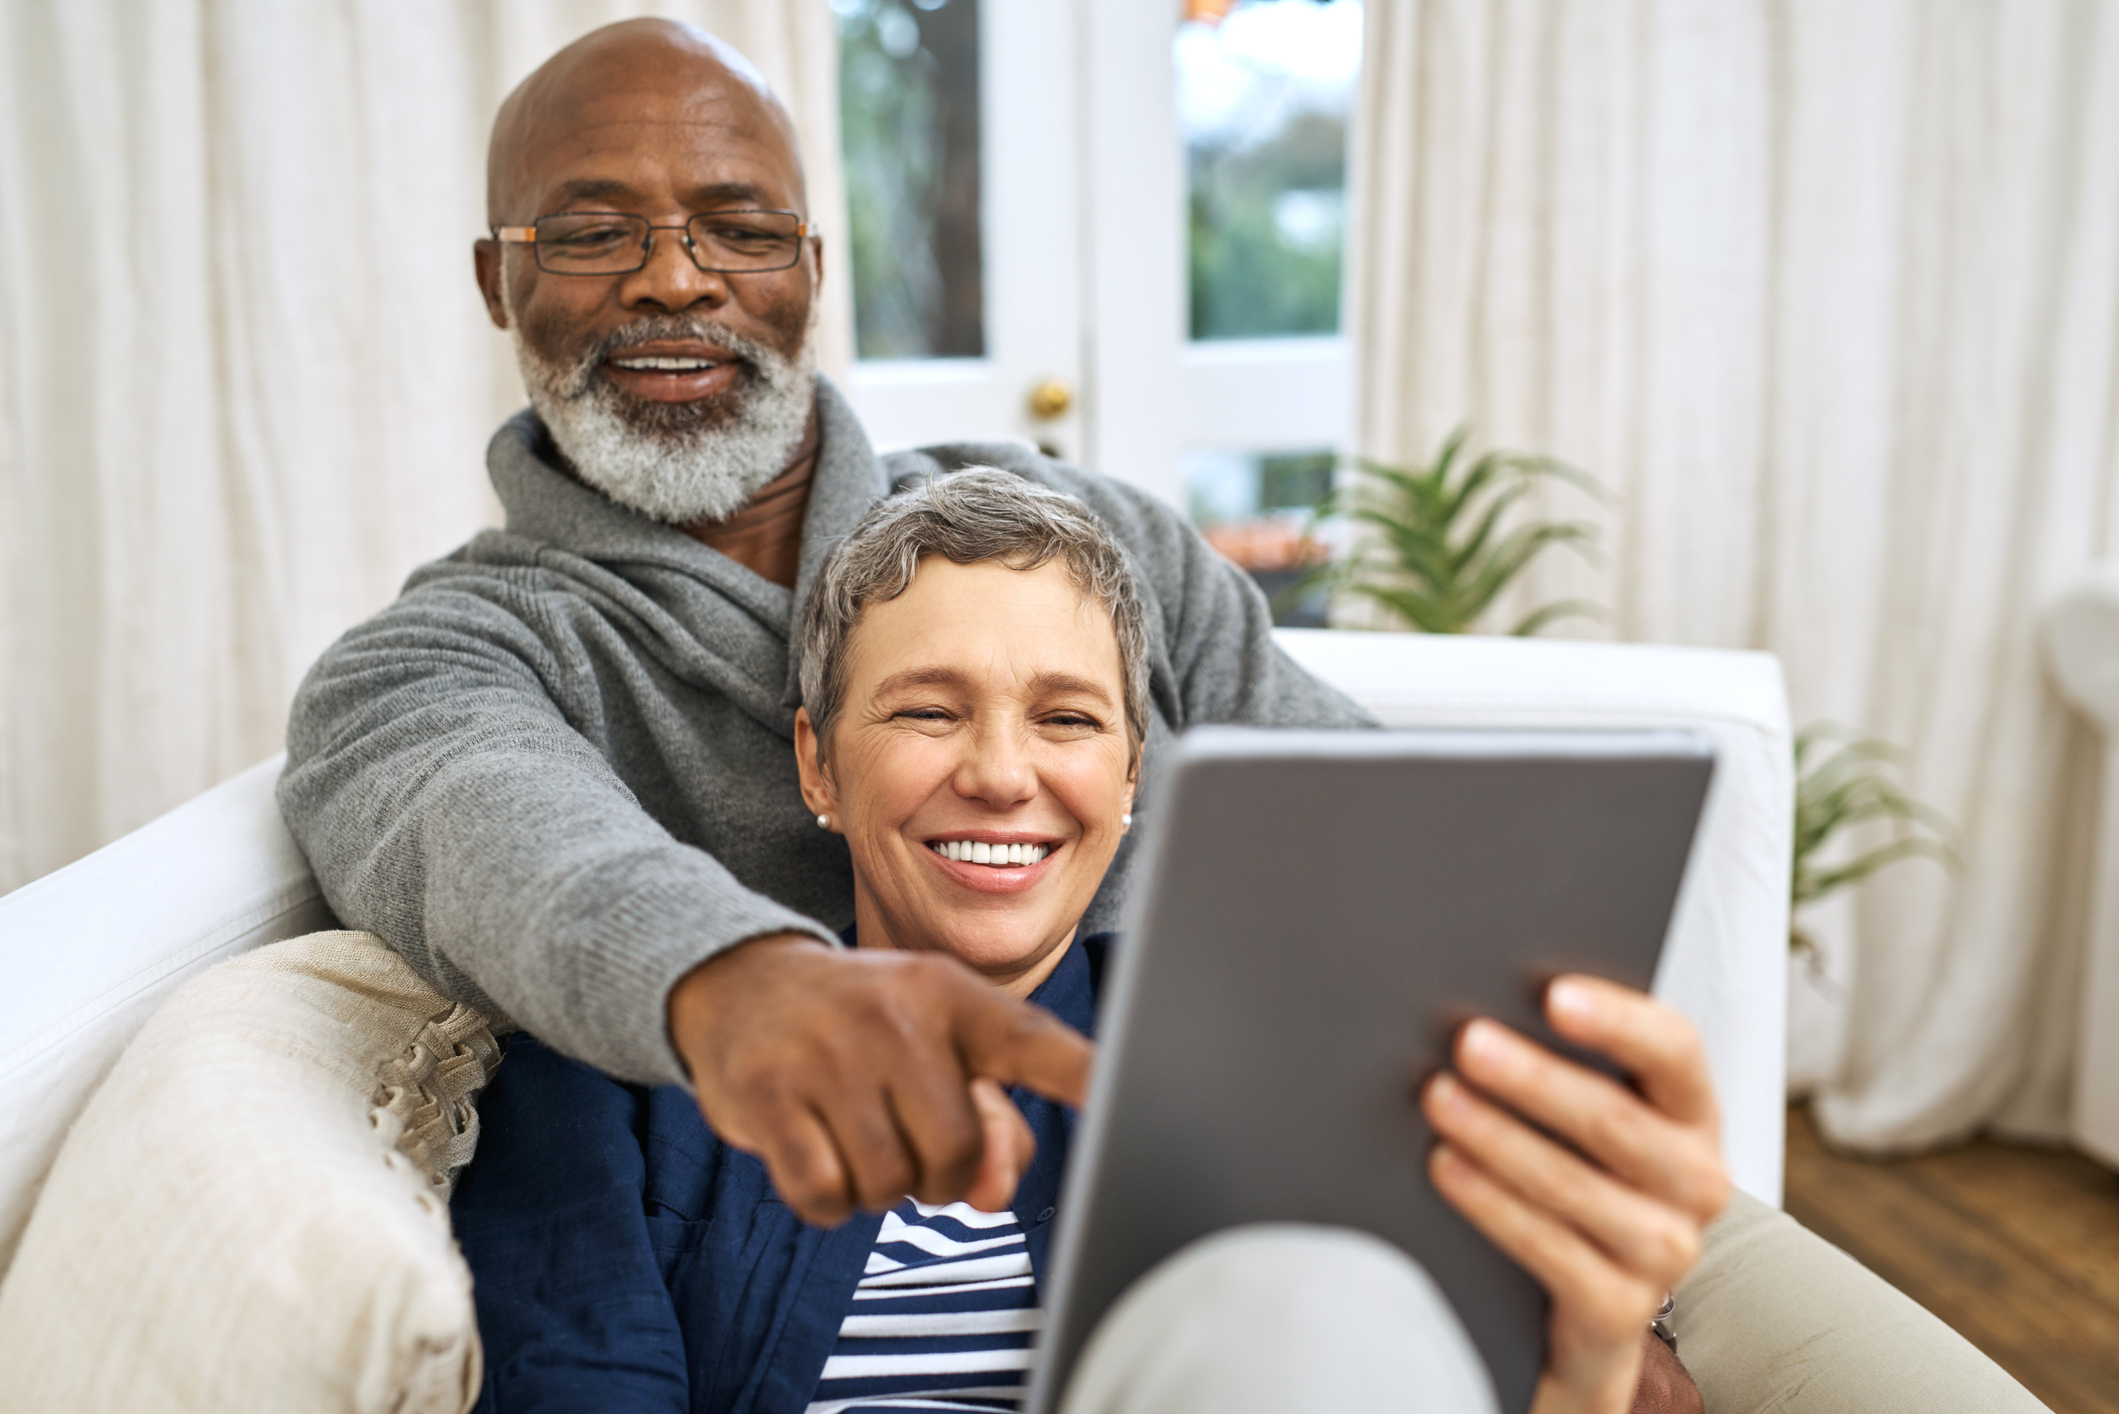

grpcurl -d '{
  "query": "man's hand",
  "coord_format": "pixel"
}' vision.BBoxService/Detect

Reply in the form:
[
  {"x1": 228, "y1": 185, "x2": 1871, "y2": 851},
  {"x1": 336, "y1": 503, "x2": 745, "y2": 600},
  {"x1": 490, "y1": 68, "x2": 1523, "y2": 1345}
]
[
  {"x1": 667, "y1": 934, "x2": 1094, "y2": 1225},
  {"x1": 1420, "y1": 976, "x2": 1729, "y2": 1414}
]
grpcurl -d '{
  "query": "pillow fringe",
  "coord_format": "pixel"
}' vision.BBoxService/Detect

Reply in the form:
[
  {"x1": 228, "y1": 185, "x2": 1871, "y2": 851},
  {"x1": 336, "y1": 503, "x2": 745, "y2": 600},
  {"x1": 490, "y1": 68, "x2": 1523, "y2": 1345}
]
[{"x1": 370, "y1": 1002, "x2": 503, "y2": 1197}]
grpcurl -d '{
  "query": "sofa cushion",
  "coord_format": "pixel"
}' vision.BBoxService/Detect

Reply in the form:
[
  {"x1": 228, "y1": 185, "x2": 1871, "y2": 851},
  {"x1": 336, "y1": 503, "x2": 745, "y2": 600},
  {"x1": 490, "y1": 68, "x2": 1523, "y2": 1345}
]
[{"x1": 0, "y1": 930, "x2": 498, "y2": 1414}]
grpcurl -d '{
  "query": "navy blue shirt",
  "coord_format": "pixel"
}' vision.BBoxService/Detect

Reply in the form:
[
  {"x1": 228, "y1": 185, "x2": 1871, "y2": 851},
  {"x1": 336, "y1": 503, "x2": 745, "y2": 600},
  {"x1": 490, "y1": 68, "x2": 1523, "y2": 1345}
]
[{"x1": 452, "y1": 935, "x2": 1111, "y2": 1414}]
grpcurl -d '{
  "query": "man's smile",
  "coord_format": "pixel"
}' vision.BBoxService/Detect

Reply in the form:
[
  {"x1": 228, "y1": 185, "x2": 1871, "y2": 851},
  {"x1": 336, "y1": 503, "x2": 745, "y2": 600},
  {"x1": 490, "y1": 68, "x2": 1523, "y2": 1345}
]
[{"x1": 604, "y1": 338, "x2": 745, "y2": 402}]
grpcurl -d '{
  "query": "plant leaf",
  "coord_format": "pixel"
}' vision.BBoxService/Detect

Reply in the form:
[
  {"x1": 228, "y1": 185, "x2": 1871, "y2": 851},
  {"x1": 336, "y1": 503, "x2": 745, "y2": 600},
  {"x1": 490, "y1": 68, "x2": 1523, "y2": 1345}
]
[{"x1": 1509, "y1": 599, "x2": 1605, "y2": 636}]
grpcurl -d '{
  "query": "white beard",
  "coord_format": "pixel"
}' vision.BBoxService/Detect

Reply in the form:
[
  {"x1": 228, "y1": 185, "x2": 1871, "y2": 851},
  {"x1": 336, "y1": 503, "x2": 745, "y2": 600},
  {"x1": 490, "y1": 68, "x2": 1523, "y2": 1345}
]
[{"x1": 508, "y1": 312, "x2": 815, "y2": 525}]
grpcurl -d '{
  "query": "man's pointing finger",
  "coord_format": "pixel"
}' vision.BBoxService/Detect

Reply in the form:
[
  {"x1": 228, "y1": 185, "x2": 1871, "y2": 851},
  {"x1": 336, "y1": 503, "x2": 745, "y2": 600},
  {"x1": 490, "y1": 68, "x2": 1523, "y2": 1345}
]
[{"x1": 957, "y1": 991, "x2": 1095, "y2": 1109}]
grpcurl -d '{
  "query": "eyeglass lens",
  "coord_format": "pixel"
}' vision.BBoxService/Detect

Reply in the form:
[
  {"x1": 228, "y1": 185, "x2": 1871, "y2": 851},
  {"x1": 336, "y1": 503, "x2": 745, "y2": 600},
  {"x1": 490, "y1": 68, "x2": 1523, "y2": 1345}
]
[{"x1": 532, "y1": 211, "x2": 804, "y2": 274}]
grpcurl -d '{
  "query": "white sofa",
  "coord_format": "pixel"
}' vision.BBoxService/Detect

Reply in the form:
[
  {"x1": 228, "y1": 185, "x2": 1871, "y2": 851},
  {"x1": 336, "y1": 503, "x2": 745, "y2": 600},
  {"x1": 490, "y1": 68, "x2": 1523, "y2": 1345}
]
[{"x1": 0, "y1": 628, "x2": 1794, "y2": 1281}]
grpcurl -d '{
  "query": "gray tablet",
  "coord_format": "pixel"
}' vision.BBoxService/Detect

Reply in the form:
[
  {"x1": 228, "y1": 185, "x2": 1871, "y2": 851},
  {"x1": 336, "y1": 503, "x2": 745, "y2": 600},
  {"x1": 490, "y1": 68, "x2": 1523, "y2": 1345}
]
[{"x1": 1026, "y1": 726, "x2": 1715, "y2": 1414}]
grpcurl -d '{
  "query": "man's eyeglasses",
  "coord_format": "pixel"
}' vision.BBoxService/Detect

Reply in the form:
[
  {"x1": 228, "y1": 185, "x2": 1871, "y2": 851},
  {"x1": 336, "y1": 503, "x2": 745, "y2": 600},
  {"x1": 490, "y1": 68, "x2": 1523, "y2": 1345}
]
[{"x1": 491, "y1": 209, "x2": 816, "y2": 275}]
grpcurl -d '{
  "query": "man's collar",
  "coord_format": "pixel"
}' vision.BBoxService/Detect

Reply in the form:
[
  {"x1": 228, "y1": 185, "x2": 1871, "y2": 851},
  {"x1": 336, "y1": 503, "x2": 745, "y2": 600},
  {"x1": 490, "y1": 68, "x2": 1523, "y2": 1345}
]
[{"x1": 484, "y1": 374, "x2": 890, "y2": 695}]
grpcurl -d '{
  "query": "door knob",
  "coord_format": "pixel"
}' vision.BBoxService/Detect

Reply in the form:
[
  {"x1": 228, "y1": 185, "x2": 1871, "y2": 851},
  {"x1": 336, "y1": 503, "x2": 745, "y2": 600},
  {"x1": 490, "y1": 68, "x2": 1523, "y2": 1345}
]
[{"x1": 1027, "y1": 378, "x2": 1074, "y2": 421}]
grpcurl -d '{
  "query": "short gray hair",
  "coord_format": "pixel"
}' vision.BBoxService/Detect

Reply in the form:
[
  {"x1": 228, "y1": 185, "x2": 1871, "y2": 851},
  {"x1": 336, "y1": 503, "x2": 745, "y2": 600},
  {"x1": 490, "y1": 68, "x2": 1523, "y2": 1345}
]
[{"x1": 799, "y1": 468, "x2": 1151, "y2": 758}]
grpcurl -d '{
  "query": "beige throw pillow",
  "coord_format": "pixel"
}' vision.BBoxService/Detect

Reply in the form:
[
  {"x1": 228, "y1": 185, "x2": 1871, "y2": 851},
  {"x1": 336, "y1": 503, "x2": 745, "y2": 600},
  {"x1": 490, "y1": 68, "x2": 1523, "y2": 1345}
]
[{"x1": 0, "y1": 930, "x2": 501, "y2": 1414}]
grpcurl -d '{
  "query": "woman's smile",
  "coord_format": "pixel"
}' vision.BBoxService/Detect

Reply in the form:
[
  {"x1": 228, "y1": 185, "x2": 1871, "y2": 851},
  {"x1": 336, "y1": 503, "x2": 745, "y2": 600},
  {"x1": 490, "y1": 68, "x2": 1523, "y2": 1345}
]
[
  {"x1": 922, "y1": 834, "x2": 1063, "y2": 894},
  {"x1": 927, "y1": 837, "x2": 1055, "y2": 867}
]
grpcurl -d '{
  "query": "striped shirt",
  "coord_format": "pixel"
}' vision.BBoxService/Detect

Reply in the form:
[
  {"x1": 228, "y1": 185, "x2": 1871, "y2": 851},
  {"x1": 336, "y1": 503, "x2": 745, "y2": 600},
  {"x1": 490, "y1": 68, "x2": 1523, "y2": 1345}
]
[{"x1": 803, "y1": 1199, "x2": 1042, "y2": 1414}]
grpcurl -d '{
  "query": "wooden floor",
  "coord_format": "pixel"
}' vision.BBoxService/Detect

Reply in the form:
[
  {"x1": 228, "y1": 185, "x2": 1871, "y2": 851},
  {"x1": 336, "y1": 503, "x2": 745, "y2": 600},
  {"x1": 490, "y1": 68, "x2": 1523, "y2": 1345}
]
[{"x1": 1783, "y1": 1105, "x2": 2119, "y2": 1413}]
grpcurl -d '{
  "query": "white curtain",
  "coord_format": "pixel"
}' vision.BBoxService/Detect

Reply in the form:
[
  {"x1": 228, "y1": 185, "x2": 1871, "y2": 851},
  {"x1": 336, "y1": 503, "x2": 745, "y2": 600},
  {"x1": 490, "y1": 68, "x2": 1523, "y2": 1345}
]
[
  {"x1": 0, "y1": 0, "x2": 850, "y2": 895},
  {"x1": 1350, "y1": 0, "x2": 2119, "y2": 1151}
]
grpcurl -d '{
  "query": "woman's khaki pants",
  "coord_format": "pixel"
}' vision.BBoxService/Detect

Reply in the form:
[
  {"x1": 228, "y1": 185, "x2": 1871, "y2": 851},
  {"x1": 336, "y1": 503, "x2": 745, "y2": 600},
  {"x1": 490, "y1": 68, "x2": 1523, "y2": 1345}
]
[{"x1": 1058, "y1": 1193, "x2": 2049, "y2": 1414}]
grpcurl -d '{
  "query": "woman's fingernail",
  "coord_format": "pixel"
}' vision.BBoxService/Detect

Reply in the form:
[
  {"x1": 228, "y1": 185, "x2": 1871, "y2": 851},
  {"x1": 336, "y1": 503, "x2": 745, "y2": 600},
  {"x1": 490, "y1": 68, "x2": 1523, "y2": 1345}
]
[
  {"x1": 1549, "y1": 978, "x2": 1595, "y2": 1024},
  {"x1": 1427, "y1": 1072, "x2": 1460, "y2": 1110},
  {"x1": 1462, "y1": 1018, "x2": 1506, "y2": 1065}
]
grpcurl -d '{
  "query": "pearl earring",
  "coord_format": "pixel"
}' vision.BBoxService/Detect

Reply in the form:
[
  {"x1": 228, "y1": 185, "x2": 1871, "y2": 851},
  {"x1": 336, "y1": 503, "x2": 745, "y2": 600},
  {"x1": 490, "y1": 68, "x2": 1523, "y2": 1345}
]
[
  {"x1": 816, "y1": 814, "x2": 830, "y2": 829},
  {"x1": 1121, "y1": 812, "x2": 1133, "y2": 828}
]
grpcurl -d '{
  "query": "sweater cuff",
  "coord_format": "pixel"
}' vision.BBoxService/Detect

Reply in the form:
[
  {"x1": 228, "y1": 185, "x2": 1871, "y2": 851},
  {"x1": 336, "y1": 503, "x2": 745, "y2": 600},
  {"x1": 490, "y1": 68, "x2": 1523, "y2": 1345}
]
[{"x1": 524, "y1": 857, "x2": 844, "y2": 1089}]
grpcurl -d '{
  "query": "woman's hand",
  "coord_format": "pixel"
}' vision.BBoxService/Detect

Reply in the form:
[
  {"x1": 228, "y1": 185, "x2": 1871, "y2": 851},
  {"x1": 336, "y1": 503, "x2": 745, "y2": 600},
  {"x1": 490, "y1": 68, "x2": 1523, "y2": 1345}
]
[{"x1": 1419, "y1": 976, "x2": 1729, "y2": 1414}]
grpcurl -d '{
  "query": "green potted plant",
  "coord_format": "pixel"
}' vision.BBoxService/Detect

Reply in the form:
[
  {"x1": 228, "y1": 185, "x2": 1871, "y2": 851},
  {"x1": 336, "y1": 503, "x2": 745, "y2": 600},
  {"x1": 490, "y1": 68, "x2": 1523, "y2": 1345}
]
[{"x1": 1291, "y1": 425, "x2": 1610, "y2": 634}]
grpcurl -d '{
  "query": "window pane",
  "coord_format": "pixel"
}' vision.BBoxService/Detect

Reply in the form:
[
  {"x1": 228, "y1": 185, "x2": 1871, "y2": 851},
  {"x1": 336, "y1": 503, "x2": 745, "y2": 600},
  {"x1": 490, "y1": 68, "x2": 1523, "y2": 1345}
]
[
  {"x1": 1185, "y1": 446, "x2": 1335, "y2": 626},
  {"x1": 1177, "y1": 0, "x2": 1363, "y2": 342},
  {"x1": 836, "y1": 0, "x2": 984, "y2": 359}
]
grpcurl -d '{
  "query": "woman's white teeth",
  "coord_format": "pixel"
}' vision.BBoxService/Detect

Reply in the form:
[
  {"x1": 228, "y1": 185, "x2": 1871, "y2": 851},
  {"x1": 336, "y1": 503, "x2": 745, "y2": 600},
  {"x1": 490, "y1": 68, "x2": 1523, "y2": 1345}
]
[
  {"x1": 933, "y1": 840, "x2": 1049, "y2": 865},
  {"x1": 613, "y1": 356, "x2": 718, "y2": 370}
]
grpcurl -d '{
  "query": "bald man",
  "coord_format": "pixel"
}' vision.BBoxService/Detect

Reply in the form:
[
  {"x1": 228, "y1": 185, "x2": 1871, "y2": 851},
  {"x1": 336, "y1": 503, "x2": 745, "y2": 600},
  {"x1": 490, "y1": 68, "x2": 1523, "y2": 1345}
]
[{"x1": 279, "y1": 18, "x2": 1369, "y2": 1227}]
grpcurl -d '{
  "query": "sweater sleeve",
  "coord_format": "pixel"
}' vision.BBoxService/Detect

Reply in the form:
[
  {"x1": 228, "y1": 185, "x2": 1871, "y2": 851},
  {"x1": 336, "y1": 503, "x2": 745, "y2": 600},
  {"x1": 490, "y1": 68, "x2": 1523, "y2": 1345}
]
[{"x1": 276, "y1": 562, "x2": 838, "y2": 1087}]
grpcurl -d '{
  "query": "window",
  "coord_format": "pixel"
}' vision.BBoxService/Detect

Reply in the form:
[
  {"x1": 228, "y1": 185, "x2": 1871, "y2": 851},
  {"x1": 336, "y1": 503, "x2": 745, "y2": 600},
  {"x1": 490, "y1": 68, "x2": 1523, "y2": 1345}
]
[
  {"x1": 1179, "y1": 0, "x2": 1362, "y2": 341},
  {"x1": 1177, "y1": 0, "x2": 1360, "y2": 621},
  {"x1": 835, "y1": 0, "x2": 984, "y2": 359}
]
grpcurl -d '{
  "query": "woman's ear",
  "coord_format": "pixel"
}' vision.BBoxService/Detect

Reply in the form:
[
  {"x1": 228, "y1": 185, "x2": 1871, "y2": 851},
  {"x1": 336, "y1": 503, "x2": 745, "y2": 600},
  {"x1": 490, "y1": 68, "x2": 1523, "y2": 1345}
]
[
  {"x1": 794, "y1": 707, "x2": 839, "y2": 822},
  {"x1": 1119, "y1": 764, "x2": 1138, "y2": 825}
]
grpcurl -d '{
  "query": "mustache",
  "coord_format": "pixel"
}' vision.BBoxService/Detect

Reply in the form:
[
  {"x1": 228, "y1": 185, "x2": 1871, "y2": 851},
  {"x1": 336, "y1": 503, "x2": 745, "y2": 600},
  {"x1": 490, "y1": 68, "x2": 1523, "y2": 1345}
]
[{"x1": 553, "y1": 316, "x2": 780, "y2": 399}]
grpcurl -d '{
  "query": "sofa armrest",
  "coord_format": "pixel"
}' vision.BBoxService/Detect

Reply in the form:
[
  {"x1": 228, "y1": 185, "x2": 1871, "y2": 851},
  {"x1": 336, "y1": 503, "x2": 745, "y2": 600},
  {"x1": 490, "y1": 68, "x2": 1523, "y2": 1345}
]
[
  {"x1": 1274, "y1": 629, "x2": 1794, "y2": 1204},
  {"x1": 0, "y1": 755, "x2": 331, "y2": 1275}
]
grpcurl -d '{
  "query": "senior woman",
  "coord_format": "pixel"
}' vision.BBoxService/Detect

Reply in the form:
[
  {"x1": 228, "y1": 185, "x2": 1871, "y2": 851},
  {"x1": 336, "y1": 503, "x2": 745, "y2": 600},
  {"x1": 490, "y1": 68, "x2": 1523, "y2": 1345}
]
[{"x1": 450, "y1": 470, "x2": 1724, "y2": 1414}]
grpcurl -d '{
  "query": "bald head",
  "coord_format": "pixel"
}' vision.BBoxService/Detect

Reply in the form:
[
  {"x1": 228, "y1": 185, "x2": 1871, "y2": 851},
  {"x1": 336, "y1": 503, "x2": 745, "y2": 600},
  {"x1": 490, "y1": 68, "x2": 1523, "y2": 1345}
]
[{"x1": 487, "y1": 19, "x2": 806, "y2": 226}]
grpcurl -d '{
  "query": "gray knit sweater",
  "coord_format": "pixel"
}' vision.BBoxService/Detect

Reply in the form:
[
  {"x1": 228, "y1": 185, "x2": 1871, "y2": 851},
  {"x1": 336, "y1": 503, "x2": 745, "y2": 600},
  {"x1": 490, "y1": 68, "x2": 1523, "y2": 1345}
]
[{"x1": 278, "y1": 378, "x2": 1372, "y2": 1085}]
